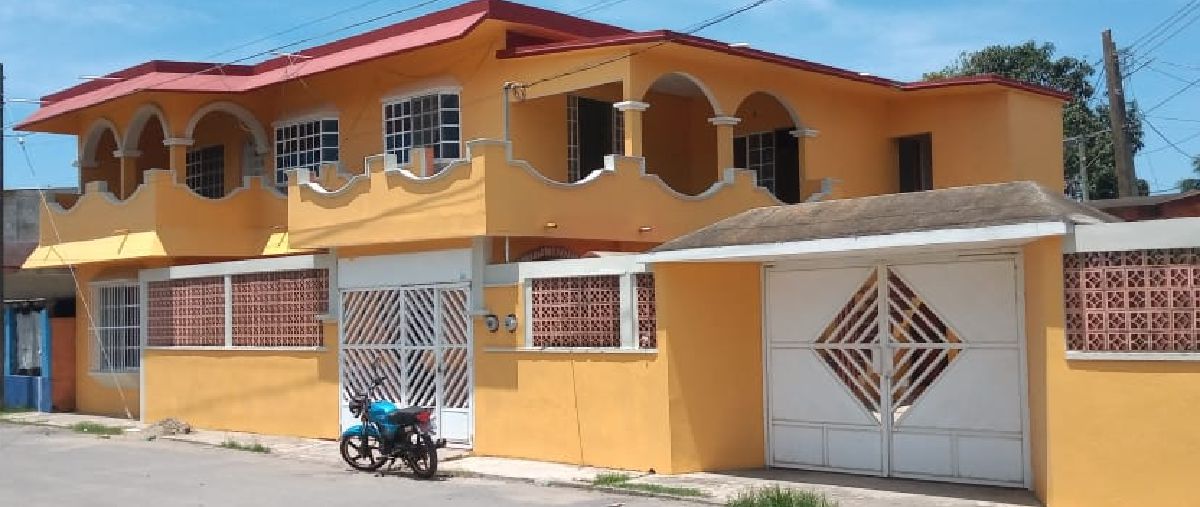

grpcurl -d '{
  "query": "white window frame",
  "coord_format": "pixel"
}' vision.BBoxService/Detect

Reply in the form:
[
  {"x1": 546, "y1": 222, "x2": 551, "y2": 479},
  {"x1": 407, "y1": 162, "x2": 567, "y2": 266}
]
[
  {"x1": 382, "y1": 87, "x2": 463, "y2": 169},
  {"x1": 273, "y1": 117, "x2": 339, "y2": 187},
  {"x1": 139, "y1": 254, "x2": 336, "y2": 350},
  {"x1": 566, "y1": 94, "x2": 625, "y2": 183},
  {"x1": 485, "y1": 257, "x2": 654, "y2": 352},
  {"x1": 90, "y1": 280, "x2": 141, "y2": 373}
]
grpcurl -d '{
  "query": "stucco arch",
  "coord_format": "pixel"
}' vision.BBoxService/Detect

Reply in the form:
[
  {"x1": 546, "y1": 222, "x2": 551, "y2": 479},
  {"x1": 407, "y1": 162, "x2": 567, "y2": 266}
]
[
  {"x1": 80, "y1": 118, "x2": 122, "y2": 165},
  {"x1": 731, "y1": 90, "x2": 807, "y2": 130},
  {"x1": 184, "y1": 101, "x2": 269, "y2": 155},
  {"x1": 637, "y1": 71, "x2": 724, "y2": 115},
  {"x1": 122, "y1": 104, "x2": 171, "y2": 151}
]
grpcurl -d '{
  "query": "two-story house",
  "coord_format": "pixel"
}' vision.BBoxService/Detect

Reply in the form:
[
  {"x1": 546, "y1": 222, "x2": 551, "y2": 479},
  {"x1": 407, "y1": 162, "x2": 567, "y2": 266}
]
[{"x1": 18, "y1": 2, "x2": 1200, "y2": 506}]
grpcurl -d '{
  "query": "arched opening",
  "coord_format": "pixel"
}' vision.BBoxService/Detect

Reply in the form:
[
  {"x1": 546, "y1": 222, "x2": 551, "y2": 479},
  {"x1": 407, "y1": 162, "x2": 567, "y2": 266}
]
[
  {"x1": 733, "y1": 92, "x2": 804, "y2": 203},
  {"x1": 79, "y1": 120, "x2": 123, "y2": 197},
  {"x1": 641, "y1": 73, "x2": 719, "y2": 195},
  {"x1": 508, "y1": 81, "x2": 624, "y2": 183},
  {"x1": 183, "y1": 102, "x2": 267, "y2": 198},
  {"x1": 125, "y1": 105, "x2": 171, "y2": 187}
]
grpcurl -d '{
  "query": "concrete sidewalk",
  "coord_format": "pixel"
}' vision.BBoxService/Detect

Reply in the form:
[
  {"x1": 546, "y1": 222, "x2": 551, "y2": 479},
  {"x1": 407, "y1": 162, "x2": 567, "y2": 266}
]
[{"x1": 1, "y1": 412, "x2": 1040, "y2": 506}]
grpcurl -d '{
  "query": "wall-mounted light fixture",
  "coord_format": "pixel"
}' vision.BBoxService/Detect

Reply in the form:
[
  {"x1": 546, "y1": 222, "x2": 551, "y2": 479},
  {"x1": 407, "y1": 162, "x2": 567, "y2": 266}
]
[
  {"x1": 504, "y1": 314, "x2": 518, "y2": 333},
  {"x1": 638, "y1": 226, "x2": 653, "y2": 233},
  {"x1": 544, "y1": 221, "x2": 558, "y2": 229},
  {"x1": 484, "y1": 314, "x2": 500, "y2": 333}
]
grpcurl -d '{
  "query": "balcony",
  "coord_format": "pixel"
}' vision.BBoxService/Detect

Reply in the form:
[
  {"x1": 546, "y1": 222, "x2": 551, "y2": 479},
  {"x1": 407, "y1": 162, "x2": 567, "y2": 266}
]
[
  {"x1": 24, "y1": 170, "x2": 297, "y2": 268},
  {"x1": 286, "y1": 139, "x2": 779, "y2": 249}
]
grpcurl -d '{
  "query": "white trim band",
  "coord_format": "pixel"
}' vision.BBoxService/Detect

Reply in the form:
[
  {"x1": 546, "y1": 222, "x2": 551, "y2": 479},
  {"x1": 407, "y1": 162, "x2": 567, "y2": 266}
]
[
  {"x1": 140, "y1": 254, "x2": 333, "y2": 282},
  {"x1": 708, "y1": 116, "x2": 742, "y2": 126},
  {"x1": 1064, "y1": 217, "x2": 1200, "y2": 253},
  {"x1": 641, "y1": 222, "x2": 1069, "y2": 263},
  {"x1": 1067, "y1": 351, "x2": 1200, "y2": 361},
  {"x1": 613, "y1": 100, "x2": 650, "y2": 112}
]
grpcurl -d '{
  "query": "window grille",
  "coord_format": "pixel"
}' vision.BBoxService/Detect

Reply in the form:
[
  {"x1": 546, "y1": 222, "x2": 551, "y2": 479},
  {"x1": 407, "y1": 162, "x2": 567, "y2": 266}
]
[
  {"x1": 1064, "y1": 249, "x2": 1199, "y2": 352},
  {"x1": 274, "y1": 118, "x2": 339, "y2": 187},
  {"x1": 530, "y1": 275, "x2": 621, "y2": 347},
  {"x1": 737, "y1": 131, "x2": 776, "y2": 195},
  {"x1": 635, "y1": 273, "x2": 657, "y2": 349},
  {"x1": 185, "y1": 145, "x2": 226, "y2": 198},
  {"x1": 91, "y1": 282, "x2": 141, "y2": 372},
  {"x1": 146, "y1": 277, "x2": 226, "y2": 347},
  {"x1": 383, "y1": 92, "x2": 461, "y2": 170},
  {"x1": 528, "y1": 273, "x2": 657, "y2": 349},
  {"x1": 231, "y1": 269, "x2": 329, "y2": 347}
]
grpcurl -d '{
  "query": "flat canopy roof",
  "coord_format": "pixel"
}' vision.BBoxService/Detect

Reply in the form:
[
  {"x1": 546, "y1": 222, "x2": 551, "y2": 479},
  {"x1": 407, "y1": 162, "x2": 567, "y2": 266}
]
[{"x1": 646, "y1": 181, "x2": 1118, "y2": 262}]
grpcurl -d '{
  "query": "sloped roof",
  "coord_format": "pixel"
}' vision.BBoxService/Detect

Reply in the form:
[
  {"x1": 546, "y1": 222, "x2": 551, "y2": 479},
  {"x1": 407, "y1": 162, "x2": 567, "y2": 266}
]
[
  {"x1": 654, "y1": 181, "x2": 1119, "y2": 252},
  {"x1": 16, "y1": 0, "x2": 627, "y2": 130},
  {"x1": 1087, "y1": 190, "x2": 1200, "y2": 209},
  {"x1": 17, "y1": 0, "x2": 1071, "y2": 131}
]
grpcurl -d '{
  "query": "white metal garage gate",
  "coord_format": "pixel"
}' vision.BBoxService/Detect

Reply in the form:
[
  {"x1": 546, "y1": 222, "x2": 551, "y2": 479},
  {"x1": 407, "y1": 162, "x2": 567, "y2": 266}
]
[{"x1": 765, "y1": 256, "x2": 1028, "y2": 487}]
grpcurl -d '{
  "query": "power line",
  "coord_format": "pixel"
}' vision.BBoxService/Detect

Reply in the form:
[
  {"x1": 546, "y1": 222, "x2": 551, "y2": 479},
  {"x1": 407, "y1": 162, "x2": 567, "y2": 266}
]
[
  {"x1": 1127, "y1": 0, "x2": 1199, "y2": 50},
  {"x1": 1150, "y1": 114, "x2": 1200, "y2": 124},
  {"x1": 1144, "y1": 118, "x2": 1196, "y2": 158},
  {"x1": 524, "y1": 0, "x2": 776, "y2": 90},
  {"x1": 1143, "y1": 72, "x2": 1200, "y2": 114},
  {"x1": 202, "y1": 0, "x2": 394, "y2": 61},
  {"x1": 569, "y1": 0, "x2": 633, "y2": 16}
]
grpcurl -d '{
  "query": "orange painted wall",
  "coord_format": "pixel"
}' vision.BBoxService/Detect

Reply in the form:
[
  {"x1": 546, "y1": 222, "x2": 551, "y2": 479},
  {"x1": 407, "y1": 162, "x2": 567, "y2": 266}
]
[
  {"x1": 1024, "y1": 238, "x2": 1200, "y2": 507},
  {"x1": 657, "y1": 262, "x2": 766, "y2": 472},
  {"x1": 473, "y1": 285, "x2": 673, "y2": 471},
  {"x1": 71, "y1": 263, "x2": 143, "y2": 420},
  {"x1": 50, "y1": 317, "x2": 76, "y2": 412}
]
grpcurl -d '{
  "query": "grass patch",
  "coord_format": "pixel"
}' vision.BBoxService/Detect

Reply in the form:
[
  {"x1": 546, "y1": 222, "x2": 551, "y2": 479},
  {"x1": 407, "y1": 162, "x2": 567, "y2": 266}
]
[
  {"x1": 590, "y1": 472, "x2": 708, "y2": 498},
  {"x1": 219, "y1": 439, "x2": 271, "y2": 454},
  {"x1": 69, "y1": 421, "x2": 127, "y2": 436},
  {"x1": 727, "y1": 486, "x2": 838, "y2": 507}
]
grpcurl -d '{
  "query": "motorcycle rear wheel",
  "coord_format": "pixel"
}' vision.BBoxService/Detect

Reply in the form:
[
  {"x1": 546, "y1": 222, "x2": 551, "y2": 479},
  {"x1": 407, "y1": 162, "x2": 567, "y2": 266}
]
[
  {"x1": 408, "y1": 435, "x2": 438, "y2": 479},
  {"x1": 340, "y1": 432, "x2": 385, "y2": 472}
]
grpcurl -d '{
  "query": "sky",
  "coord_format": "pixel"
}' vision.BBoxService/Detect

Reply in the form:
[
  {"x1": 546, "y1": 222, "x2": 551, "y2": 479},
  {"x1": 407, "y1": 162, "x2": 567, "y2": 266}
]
[{"x1": 2, "y1": 0, "x2": 1198, "y2": 193}]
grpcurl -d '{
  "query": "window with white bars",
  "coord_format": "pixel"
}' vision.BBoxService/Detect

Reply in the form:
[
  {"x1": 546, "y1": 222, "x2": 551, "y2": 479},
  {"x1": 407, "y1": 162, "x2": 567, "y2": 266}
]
[
  {"x1": 91, "y1": 282, "x2": 141, "y2": 372},
  {"x1": 736, "y1": 131, "x2": 776, "y2": 195},
  {"x1": 274, "y1": 118, "x2": 339, "y2": 187},
  {"x1": 527, "y1": 272, "x2": 656, "y2": 349},
  {"x1": 566, "y1": 95, "x2": 625, "y2": 183},
  {"x1": 185, "y1": 145, "x2": 226, "y2": 198},
  {"x1": 383, "y1": 91, "x2": 461, "y2": 170}
]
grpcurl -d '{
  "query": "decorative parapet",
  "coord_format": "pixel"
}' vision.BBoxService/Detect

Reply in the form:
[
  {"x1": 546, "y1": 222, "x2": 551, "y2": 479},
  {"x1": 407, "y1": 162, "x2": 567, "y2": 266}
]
[
  {"x1": 24, "y1": 169, "x2": 293, "y2": 268},
  {"x1": 287, "y1": 138, "x2": 780, "y2": 249}
]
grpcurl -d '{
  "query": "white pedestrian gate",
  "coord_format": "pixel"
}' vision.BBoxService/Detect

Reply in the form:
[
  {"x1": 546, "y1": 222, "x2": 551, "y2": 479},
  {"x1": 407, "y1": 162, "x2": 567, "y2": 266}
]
[
  {"x1": 765, "y1": 258, "x2": 1027, "y2": 486},
  {"x1": 339, "y1": 284, "x2": 472, "y2": 445}
]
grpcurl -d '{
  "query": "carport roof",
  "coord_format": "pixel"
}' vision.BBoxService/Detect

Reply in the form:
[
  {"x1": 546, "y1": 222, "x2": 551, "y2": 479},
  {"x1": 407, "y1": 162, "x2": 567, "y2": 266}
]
[{"x1": 653, "y1": 181, "x2": 1118, "y2": 253}]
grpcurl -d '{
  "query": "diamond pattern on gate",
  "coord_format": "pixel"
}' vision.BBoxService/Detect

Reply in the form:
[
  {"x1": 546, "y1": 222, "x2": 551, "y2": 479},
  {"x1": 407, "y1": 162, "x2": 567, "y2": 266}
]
[
  {"x1": 530, "y1": 275, "x2": 621, "y2": 347},
  {"x1": 886, "y1": 269, "x2": 962, "y2": 423},
  {"x1": 814, "y1": 271, "x2": 882, "y2": 418},
  {"x1": 1064, "y1": 249, "x2": 1199, "y2": 352}
]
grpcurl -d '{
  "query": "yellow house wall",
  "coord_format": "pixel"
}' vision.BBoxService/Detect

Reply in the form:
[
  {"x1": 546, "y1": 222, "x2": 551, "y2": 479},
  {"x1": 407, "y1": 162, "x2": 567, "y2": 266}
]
[
  {"x1": 141, "y1": 323, "x2": 340, "y2": 439},
  {"x1": 473, "y1": 285, "x2": 673, "y2": 471},
  {"x1": 886, "y1": 90, "x2": 1012, "y2": 189},
  {"x1": 656, "y1": 262, "x2": 766, "y2": 472},
  {"x1": 1008, "y1": 93, "x2": 1066, "y2": 191},
  {"x1": 71, "y1": 263, "x2": 145, "y2": 419},
  {"x1": 1023, "y1": 238, "x2": 1200, "y2": 507}
]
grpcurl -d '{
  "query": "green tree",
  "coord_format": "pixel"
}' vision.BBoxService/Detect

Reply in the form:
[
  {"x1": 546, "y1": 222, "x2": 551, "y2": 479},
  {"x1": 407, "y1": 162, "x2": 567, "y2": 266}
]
[
  {"x1": 925, "y1": 41, "x2": 1146, "y2": 199},
  {"x1": 1179, "y1": 155, "x2": 1200, "y2": 191}
]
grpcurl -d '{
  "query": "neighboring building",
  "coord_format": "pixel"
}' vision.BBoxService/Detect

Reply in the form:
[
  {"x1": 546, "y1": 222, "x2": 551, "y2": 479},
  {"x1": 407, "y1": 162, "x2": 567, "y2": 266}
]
[
  {"x1": 3, "y1": 189, "x2": 78, "y2": 412},
  {"x1": 13, "y1": 1, "x2": 1198, "y2": 506},
  {"x1": 1088, "y1": 190, "x2": 1200, "y2": 221}
]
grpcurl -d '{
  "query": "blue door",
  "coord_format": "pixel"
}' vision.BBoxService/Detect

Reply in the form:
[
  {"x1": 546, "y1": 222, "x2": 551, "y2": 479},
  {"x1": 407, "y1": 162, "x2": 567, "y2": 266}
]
[{"x1": 3, "y1": 303, "x2": 51, "y2": 411}]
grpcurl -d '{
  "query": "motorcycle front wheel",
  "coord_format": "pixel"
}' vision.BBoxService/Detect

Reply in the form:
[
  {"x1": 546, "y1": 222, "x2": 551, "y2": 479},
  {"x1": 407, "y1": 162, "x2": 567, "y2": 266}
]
[
  {"x1": 340, "y1": 431, "x2": 384, "y2": 472},
  {"x1": 407, "y1": 434, "x2": 438, "y2": 479}
]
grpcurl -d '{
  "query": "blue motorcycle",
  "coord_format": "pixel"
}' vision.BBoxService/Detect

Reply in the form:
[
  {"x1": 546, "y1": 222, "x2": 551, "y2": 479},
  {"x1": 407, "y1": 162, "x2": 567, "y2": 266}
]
[{"x1": 340, "y1": 375, "x2": 445, "y2": 478}]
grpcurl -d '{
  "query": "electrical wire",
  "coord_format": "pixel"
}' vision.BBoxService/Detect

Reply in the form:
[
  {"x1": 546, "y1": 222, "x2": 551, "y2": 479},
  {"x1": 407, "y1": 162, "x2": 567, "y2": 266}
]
[
  {"x1": 1144, "y1": 118, "x2": 1196, "y2": 158},
  {"x1": 202, "y1": 0, "x2": 396, "y2": 61},
  {"x1": 523, "y1": 0, "x2": 776, "y2": 90},
  {"x1": 569, "y1": 0, "x2": 633, "y2": 16}
]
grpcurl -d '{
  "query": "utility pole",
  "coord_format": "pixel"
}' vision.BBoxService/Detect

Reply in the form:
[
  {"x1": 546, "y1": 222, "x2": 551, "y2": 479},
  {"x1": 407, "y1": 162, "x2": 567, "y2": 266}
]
[
  {"x1": 1102, "y1": 29, "x2": 1138, "y2": 197},
  {"x1": 1, "y1": 61, "x2": 7, "y2": 406}
]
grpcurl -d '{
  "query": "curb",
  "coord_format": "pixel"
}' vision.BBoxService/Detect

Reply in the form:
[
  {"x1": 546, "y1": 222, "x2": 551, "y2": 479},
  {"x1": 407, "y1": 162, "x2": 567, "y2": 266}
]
[{"x1": 441, "y1": 469, "x2": 722, "y2": 505}]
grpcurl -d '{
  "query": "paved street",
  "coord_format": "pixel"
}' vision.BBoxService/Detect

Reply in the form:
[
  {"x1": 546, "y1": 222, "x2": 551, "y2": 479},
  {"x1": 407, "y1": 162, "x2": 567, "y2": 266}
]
[{"x1": 0, "y1": 424, "x2": 701, "y2": 507}]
